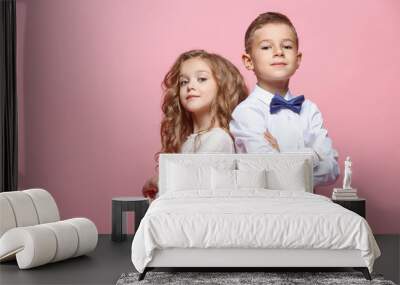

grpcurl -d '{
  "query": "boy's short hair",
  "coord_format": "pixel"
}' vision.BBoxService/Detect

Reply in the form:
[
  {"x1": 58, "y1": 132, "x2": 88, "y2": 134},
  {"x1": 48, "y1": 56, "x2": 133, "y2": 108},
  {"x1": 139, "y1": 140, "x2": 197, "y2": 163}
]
[{"x1": 245, "y1": 12, "x2": 299, "y2": 54}]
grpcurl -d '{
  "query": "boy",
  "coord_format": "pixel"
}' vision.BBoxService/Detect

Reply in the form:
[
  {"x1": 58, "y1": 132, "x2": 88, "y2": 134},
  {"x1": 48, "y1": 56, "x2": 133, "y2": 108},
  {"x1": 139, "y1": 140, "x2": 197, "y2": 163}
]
[{"x1": 230, "y1": 12, "x2": 339, "y2": 186}]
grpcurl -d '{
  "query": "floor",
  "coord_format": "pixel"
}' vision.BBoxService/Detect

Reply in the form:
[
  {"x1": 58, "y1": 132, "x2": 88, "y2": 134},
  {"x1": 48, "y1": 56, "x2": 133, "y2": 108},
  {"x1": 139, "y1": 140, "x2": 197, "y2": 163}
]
[
  {"x1": 0, "y1": 234, "x2": 399, "y2": 285},
  {"x1": 0, "y1": 235, "x2": 133, "y2": 285}
]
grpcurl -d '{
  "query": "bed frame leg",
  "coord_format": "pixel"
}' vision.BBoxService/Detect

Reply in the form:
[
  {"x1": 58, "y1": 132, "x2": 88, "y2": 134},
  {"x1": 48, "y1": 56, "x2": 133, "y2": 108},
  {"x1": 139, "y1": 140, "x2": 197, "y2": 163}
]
[
  {"x1": 354, "y1": 267, "x2": 371, "y2": 280},
  {"x1": 138, "y1": 268, "x2": 148, "y2": 281}
]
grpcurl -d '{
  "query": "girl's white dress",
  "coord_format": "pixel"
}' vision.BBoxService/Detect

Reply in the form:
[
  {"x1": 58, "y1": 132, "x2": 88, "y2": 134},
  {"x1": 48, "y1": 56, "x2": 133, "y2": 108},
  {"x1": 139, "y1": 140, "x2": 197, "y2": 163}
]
[{"x1": 180, "y1": 128, "x2": 235, "y2": 154}]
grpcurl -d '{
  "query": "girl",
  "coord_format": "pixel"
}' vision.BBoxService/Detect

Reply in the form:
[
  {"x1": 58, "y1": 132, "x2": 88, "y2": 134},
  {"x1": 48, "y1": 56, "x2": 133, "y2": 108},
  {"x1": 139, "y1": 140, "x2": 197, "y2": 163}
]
[{"x1": 143, "y1": 50, "x2": 248, "y2": 199}]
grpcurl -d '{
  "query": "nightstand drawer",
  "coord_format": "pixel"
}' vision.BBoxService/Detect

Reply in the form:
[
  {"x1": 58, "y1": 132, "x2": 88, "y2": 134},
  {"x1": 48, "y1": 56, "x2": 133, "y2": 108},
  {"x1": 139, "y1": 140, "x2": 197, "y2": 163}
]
[{"x1": 332, "y1": 199, "x2": 366, "y2": 218}]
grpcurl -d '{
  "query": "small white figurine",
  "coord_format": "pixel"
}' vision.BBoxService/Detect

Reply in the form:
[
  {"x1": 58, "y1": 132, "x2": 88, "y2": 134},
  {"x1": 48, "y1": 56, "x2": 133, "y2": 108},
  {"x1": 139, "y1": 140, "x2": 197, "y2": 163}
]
[{"x1": 343, "y1": 156, "x2": 352, "y2": 189}]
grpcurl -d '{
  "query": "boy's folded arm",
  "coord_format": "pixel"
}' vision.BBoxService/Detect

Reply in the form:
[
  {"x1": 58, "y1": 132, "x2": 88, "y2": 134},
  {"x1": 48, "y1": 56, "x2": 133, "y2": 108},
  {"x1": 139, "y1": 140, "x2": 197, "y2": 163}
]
[
  {"x1": 313, "y1": 156, "x2": 340, "y2": 186},
  {"x1": 305, "y1": 104, "x2": 340, "y2": 186},
  {"x1": 230, "y1": 105, "x2": 276, "y2": 153},
  {"x1": 300, "y1": 144, "x2": 339, "y2": 187}
]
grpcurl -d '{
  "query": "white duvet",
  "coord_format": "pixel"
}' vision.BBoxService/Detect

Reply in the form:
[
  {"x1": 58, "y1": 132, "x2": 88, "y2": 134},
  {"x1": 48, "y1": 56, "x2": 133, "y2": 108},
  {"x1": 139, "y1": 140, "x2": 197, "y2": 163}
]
[{"x1": 131, "y1": 190, "x2": 380, "y2": 273}]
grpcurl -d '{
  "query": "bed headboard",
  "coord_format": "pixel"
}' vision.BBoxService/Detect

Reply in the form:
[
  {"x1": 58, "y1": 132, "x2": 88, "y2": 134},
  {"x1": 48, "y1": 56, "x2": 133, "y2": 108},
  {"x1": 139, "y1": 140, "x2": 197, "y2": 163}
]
[{"x1": 159, "y1": 153, "x2": 314, "y2": 195}]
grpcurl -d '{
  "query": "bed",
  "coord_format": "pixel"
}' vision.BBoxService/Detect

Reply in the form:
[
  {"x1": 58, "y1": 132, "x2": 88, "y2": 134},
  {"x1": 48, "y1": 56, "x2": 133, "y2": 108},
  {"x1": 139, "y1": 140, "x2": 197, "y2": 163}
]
[{"x1": 131, "y1": 153, "x2": 380, "y2": 280}]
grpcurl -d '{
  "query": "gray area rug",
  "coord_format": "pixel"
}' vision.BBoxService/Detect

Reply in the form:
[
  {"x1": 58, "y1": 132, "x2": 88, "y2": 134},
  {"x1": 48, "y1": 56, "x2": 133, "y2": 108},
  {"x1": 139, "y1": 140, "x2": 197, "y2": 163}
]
[{"x1": 116, "y1": 271, "x2": 396, "y2": 285}]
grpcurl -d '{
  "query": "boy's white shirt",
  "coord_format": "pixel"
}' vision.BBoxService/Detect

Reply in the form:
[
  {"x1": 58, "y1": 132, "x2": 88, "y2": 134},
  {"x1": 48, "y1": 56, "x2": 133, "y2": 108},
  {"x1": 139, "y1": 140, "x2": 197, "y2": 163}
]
[{"x1": 229, "y1": 85, "x2": 339, "y2": 187}]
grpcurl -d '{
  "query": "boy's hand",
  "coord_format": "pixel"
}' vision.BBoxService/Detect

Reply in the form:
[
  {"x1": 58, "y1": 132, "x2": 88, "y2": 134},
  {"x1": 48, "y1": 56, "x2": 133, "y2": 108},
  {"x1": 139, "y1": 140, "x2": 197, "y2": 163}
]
[{"x1": 264, "y1": 130, "x2": 280, "y2": 152}]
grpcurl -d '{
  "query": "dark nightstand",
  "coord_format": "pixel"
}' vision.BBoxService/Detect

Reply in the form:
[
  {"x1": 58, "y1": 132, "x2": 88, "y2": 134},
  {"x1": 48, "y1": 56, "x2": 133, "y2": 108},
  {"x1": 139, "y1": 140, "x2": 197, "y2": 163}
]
[
  {"x1": 332, "y1": 198, "x2": 366, "y2": 218},
  {"x1": 111, "y1": 197, "x2": 149, "y2": 242}
]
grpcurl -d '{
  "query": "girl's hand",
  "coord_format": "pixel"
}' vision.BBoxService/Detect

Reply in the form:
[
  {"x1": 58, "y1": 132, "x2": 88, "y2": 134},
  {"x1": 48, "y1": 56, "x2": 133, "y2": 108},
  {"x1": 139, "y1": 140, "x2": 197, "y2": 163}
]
[
  {"x1": 142, "y1": 176, "x2": 158, "y2": 200},
  {"x1": 264, "y1": 130, "x2": 280, "y2": 152}
]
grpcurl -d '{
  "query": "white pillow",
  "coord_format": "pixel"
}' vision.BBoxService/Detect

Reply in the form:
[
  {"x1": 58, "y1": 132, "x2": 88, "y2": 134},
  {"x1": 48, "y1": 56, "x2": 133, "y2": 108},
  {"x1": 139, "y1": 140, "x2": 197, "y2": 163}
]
[
  {"x1": 166, "y1": 162, "x2": 211, "y2": 191},
  {"x1": 266, "y1": 166, "x2": 306, "y2": 191},
  {"x1": 237, "y1": 169, "x2": 268, "y2": 189},
  {"x1": 211, "y1": 168, "x2": 268, "y2": 190},
  {"x1": 211, "y1": 168, "x2": 236, "y2": 190},
  {"x1": 238, "y1": 159, "x2": 308, "y2": 191}
]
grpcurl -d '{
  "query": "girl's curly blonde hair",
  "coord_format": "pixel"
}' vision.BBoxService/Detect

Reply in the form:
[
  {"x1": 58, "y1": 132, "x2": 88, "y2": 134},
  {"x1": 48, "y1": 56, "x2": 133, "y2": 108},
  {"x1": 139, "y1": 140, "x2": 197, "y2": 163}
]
[{"x1": 159, "y1": 50, "x2": 248, "y2": 154}]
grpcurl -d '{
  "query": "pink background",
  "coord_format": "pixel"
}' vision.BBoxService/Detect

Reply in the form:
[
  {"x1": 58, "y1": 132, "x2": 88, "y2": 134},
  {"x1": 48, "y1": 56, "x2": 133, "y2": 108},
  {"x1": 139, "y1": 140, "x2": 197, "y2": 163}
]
[{"x1": 16, "y1": 0, "x2": 400, "y2": 234}]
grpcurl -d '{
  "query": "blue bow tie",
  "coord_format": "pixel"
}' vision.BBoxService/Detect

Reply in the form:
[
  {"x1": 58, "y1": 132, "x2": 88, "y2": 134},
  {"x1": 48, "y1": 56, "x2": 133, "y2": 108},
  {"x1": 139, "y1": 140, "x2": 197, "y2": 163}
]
[{"x1": 270, "y1": 94, "x2": 305, "y2": 114}]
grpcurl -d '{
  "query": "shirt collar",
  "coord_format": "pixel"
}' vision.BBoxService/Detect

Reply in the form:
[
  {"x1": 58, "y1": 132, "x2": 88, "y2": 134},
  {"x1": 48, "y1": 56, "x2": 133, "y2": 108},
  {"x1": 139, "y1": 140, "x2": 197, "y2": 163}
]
[{"x1": 252, "y1": 84, "x2": 293, "y2": 104}]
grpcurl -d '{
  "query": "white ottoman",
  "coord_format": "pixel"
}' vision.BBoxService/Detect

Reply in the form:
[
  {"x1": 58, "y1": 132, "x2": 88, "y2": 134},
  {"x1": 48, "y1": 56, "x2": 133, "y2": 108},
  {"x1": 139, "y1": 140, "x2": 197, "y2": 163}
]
[{"x1": 0, "y1": 189, "x2": 98, "y2": 269}]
